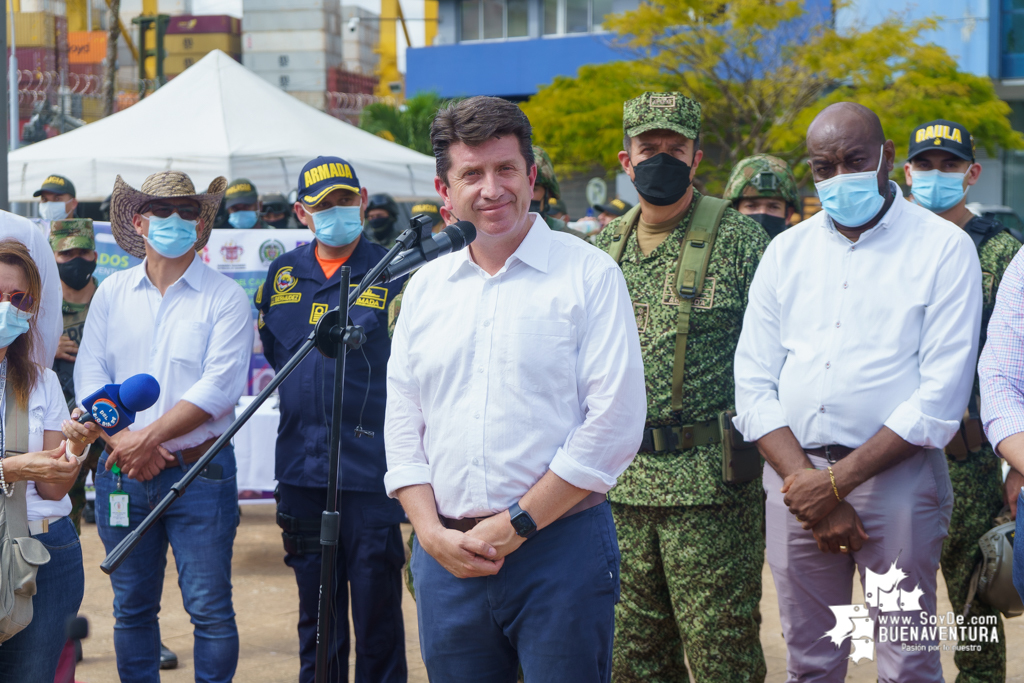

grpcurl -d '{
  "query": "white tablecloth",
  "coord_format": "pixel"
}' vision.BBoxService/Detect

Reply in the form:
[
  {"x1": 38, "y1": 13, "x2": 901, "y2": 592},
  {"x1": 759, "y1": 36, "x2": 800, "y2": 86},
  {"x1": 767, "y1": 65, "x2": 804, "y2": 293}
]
[{"x1": 233, "y1": 396, "x2": 280, "y2": 493}]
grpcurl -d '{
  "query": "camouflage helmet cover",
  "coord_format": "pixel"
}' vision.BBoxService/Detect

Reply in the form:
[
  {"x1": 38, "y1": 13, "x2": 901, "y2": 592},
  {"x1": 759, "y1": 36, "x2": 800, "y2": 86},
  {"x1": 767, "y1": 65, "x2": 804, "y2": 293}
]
[
  {"x1": 531, "y1": 145, "x2": 561, "y2": 200},
  {"x1": 724, "y1": 154, "x2": 799, "y2": 209}
]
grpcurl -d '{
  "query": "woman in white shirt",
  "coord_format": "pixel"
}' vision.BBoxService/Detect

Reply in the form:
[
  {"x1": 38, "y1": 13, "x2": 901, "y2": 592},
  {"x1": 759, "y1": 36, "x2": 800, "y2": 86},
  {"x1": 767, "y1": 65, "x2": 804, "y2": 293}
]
[{"x1": 0, "y1": 239, "x2": 101, "y2": 683}]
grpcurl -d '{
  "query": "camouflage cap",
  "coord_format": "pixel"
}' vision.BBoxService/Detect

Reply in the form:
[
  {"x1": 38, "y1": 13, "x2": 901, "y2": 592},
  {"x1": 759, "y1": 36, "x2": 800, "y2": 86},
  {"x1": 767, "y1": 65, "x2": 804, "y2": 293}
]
[
  {"x1": 49, "y1": 218, "x2": 95, "y2": 253},
  {"x1": 623, "y1": 92, "x2": 701, "y2": 140},
  {"x1": 531, "y1": 145, "x2": 561, "y2": 199},
  {"x1": 723, "y1": 155, "x2": 799, "y2": 209}
]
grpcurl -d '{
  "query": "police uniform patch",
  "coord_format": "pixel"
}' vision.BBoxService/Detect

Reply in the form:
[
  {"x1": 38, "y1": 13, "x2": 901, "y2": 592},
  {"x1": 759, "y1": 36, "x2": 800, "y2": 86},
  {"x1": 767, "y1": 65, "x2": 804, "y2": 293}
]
[
  {"x1": 255, "y1": 282, "x2": 263, "y2": 305},
  {"x1": 274, "y1": 267, "x2": 297, "y2": 294},
  {"x1": 271, "y1": 293, "x2": 302, "y2": 306},
  {"x1": 693, "y1": 277, "x2": 716, "y2": 309},
  {"x1": 310, "y1": 302, "x2": 329, "y2": 324},
  {"x1": 350, "y1": 285, "x2": 388, "y2": 310}
]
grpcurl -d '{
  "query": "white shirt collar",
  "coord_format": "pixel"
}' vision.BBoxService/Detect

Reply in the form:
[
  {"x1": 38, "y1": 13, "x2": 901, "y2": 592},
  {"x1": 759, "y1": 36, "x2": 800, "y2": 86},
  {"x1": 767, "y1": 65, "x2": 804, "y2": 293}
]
[
  {"x1": 448, "y1": 213, "x2": 550, "y2": 280},
  {"x1": 133, "y1": 251, "x2": 204, "y2": 292}
]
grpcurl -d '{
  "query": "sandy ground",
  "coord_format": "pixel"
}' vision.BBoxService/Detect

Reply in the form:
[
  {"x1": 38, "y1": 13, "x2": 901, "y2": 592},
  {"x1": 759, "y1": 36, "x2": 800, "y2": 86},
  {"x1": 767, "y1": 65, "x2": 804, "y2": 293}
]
[{"x1": 73, "y1": 502, "x2": 1024, "y2": 682}]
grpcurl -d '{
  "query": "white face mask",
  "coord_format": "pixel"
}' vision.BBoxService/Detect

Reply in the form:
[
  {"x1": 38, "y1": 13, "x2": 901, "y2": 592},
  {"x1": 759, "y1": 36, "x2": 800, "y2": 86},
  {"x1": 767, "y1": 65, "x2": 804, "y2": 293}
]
[{"x1": 39, "y1": 201, "x2": 69, "y2": 222}]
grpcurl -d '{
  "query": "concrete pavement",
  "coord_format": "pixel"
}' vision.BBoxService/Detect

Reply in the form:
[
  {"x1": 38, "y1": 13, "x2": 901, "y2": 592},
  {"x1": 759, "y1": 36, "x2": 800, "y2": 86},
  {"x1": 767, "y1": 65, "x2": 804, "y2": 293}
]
[{"x1": 74, "y1": 503, "x2": 1024, "y2": 682}]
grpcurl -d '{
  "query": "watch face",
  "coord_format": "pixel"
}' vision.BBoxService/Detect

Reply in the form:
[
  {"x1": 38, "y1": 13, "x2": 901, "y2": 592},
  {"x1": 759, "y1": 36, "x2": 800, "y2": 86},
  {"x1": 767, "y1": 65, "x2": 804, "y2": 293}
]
[{"x1": 511, "y1": 511, "x2": 535, "y2": 536}]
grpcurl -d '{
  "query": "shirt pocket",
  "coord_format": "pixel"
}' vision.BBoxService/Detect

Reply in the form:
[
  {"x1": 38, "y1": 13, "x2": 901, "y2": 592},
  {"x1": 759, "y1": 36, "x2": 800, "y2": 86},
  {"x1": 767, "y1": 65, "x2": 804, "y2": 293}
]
[
  {"x1": 169, "y1": 321, "x2": 212, "y2": 368},
  {"x1": 501, "y1": 318, "x2": 574, "y2": 393}
]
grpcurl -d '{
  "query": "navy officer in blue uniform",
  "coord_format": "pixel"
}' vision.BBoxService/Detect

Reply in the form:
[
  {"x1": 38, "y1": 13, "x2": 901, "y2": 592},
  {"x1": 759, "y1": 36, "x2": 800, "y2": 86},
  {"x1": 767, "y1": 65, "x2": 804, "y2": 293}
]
[{"x1": 255, "y1": 156, "x2": 408, "y2": 683}]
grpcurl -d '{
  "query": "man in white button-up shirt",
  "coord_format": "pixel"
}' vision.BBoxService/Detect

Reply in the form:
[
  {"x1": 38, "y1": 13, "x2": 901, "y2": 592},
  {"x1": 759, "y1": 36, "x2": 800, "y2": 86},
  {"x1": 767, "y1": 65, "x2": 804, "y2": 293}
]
[
  {"x1": 385, "y1": 96, "x2": 646, "y2": 683},
  {"x1": 75, "y1": 171, "x2": 252, "y2": 683},
  {"x1": 734, "y1": 103, "x2": 981, "y2": 682}
]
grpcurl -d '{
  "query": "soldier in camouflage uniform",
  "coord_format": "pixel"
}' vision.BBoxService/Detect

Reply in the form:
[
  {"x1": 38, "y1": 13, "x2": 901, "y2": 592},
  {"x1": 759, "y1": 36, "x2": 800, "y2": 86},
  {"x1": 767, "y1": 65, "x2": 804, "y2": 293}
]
[
  {"x1": 595, "y1": 92, "x2": 767, "y2": 682},
  {"x1": 724, "y1": 155, "x2": 800, "y2": 239},
  {"x1": 50, "y1": 219, "x2": 103, "y2": 533},
  {"x1": 531, "y1": 145, "x2": 589, "y2": 240},
  {"x1": 904, "y1": 119, "x2": 1021, "y2": 683}
]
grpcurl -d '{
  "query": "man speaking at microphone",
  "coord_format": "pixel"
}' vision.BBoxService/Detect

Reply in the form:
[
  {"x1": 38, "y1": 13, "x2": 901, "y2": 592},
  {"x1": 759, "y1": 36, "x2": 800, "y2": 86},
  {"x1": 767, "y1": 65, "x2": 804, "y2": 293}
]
[
  {"x1": 385, "y1": 96, "x2": 646, "y2": 682},
  {"x1": 75, "y1": 171, "x2": 253, "y2": 683},
  {"x1": 255, "y1": 156, "x2": 409, "y2": 683}
]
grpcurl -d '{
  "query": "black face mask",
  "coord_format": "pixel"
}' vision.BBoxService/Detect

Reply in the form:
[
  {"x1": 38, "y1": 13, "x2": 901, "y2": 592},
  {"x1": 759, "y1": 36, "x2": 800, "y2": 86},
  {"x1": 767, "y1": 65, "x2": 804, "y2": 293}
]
[
  {"x1": 747, "y1": 213, "x2": 788, "y2": 239},
  {"x1": 266, "y1": 217, "x2": 290, "y2": 229},
  {"x1": 529, "y1": 199, "x2": 547, "y2": 215},
  {"x1": 631, "y1": 153, "x2": 693, "y2": 206},
  {"x1": 58, "y1": 257, "x2": 96, "y2": 291},
  {"x1": 368, "y1": 216, "x2": 395, "y2": 237}
]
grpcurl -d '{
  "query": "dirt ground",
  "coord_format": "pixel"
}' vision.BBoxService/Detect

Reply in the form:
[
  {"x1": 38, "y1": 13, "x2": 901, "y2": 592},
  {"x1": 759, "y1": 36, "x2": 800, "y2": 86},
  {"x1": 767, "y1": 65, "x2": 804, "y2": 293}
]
[{"x1": 74, "y1": 502, "x2": 1024, "y2": 682}]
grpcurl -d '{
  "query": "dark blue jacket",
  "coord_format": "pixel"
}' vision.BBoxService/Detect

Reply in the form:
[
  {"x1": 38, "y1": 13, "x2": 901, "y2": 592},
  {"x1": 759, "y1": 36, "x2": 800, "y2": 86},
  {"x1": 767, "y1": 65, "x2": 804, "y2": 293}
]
[{"x1": 255, "y1": 238, "x2": 406, "y2": 492}]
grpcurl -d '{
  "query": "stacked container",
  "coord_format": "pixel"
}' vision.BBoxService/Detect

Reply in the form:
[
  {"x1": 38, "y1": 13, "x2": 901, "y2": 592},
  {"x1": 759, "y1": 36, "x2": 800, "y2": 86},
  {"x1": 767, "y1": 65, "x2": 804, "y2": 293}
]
[
  {"x1": 164, "y1": 15, "x2": 241, "y2": 77},
  {"x1": 241, "y1": 0, "x2": 343, "y2": 111},
  {"x1": 68, "y1": 31, "x2": 106, "y2": 121}
]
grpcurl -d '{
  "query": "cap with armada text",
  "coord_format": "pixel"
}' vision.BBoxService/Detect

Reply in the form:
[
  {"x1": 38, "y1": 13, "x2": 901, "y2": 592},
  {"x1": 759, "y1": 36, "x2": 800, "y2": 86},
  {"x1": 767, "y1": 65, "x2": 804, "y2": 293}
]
[
  {"x1": 298, "y1": 156, "x2": 361, "y2": 207},
  {"x1": 224, "y1": 178, "x2": 259, "y2": 208},
  {"x1": 908, "y1": 119, "x2": 975, "y2": 163},
  {"x1": 33, "y1": 175, "x2": 76, "y2": 198},
  {"x1": 623, "y1": 92, "x2": 702, "y2": 140}
]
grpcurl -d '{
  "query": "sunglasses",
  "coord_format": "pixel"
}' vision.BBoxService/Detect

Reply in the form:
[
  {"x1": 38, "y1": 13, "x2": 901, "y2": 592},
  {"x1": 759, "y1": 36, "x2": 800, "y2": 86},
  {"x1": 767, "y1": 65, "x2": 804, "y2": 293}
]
[
  {"x1": 0, "y1": 291, "x2": 33, "y2": 312},
  {"x1": 142, "y1": 202, "x2": 201, "y2": 222}
]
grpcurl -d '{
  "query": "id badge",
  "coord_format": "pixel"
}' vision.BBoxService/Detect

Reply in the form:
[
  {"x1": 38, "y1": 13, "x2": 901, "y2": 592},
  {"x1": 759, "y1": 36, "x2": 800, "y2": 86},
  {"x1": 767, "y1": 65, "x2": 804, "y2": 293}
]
[{"x1": 109, "y1": 493, "x2": 130, "y2": 527}]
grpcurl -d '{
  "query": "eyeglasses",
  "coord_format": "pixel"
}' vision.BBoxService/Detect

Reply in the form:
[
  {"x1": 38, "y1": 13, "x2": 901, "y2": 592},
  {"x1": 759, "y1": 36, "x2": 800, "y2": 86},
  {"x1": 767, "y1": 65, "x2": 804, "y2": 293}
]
[
  {"x1": 0, "y1": 291, "x2": 33, "y2": 312},
  {"x1": 142, "y1": 202, "x2": 201, "y2": 222}
]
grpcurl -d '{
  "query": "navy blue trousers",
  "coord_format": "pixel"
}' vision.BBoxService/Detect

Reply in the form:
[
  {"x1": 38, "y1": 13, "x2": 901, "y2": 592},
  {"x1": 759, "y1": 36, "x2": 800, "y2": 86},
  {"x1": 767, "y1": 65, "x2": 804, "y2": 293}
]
[
  {"x1": 412, "y1": 501, "x2": 620, "y2": 683},
  {"x1": 276, "y1": 483, "x2": 407, "y2": 683}
]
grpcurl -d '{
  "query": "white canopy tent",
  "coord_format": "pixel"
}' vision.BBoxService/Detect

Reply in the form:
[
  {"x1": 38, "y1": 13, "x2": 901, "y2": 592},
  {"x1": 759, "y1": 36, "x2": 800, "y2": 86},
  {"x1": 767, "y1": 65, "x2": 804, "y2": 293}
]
[{"x1": 8, "y1": 50, "x2": 439, "y2": 202}]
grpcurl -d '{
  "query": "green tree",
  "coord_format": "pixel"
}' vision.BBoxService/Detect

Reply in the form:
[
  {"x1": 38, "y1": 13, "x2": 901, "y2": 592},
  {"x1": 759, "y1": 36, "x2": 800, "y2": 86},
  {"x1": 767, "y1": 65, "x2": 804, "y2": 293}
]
[
  {"x1": 523, "y1": 0, "x2": 1023, "y2": 193},
  {"x1": 360, "y1": 92, "x2": 448, "y2": 155}
]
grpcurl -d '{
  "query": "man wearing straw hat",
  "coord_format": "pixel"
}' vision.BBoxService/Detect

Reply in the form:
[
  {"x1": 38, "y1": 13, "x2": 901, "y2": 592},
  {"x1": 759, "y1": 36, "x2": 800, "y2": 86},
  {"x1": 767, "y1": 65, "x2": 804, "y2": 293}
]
[{"x1": 75, "y1": 171, "x2": 254, "y2": 683}]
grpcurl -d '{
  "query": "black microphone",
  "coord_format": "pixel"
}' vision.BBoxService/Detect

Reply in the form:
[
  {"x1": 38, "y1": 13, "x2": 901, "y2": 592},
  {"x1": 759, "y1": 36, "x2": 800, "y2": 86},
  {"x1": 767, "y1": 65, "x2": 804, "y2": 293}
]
[{"x1": 378, "y1": 221, "x2": 477, "y2": 283}]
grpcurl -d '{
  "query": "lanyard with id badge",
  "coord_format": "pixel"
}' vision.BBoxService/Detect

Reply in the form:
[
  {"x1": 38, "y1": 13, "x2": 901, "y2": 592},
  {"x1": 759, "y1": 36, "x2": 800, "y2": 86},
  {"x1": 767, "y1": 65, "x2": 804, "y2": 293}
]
[{"x1": 109, "y1": 463, "x2": 129, "y2": 527}]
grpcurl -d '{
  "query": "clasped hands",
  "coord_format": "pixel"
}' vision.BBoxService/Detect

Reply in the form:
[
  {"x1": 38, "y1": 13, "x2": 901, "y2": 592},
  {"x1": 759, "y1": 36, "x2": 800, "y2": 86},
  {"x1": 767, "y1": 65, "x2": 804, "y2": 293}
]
[
  {"x1": 103, "y1": 426, "x2": 177, "y2": 481},
  {"x1": 782, "y1": 468, "x2": 868, "y2": 554},
  {"x1": 420, "y1": 510, "x2": 526, "y2": 579}
]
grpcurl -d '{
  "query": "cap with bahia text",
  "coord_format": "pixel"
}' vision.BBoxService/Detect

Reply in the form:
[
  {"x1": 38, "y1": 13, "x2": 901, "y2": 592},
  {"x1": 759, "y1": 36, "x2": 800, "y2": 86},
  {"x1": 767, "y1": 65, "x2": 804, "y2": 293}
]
[
  {"x1": 33, "y1": 174, "x2": 76, "y2": 198},
  {"x1": 297, "y1": 156, "x2": 361, "y2": 207},
  {"x1": 908, "y1": 119, "x2": 975, "y2": 163}
]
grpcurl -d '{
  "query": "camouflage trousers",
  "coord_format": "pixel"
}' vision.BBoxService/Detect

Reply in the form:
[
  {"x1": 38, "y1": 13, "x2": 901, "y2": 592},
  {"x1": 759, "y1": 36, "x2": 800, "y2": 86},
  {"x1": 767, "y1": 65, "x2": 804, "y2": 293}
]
[
  {"x1": 611, "y1": 501, "x2": 766, "y2": 683},
  {"x1": 940, "y1": 446, "x2": 1006, "y2": 683}
]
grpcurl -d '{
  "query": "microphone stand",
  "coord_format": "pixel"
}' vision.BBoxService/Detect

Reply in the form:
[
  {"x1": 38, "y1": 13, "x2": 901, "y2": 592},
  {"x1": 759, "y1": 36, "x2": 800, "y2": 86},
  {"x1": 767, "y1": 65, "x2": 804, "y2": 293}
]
[{"x1": 99, "y1": 215, "x2": 434, "y2": 578}]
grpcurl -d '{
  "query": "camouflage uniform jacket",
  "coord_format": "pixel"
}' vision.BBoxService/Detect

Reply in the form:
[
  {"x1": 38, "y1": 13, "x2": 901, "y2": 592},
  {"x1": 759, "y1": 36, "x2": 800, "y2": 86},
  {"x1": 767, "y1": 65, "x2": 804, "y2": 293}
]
[
  {"x1": 975, "y1": 224, "x2": 1021, "y2": 397},
  {"x1": 595, "y1": 191, "x2": 769, "y2": 506},
  {"x1": 53, "y1": 280, "x2": 96, "y2": 405}
]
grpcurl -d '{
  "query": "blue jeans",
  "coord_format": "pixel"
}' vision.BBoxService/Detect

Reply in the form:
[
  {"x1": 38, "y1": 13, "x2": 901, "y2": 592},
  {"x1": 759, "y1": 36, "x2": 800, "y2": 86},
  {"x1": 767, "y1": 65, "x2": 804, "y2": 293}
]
[
  {"x1": 413, "y1": 502, "x2": 620, "y2": 683},
  {"x1": 1014, "y1": 489, "x2": 1024, "y2": 606},
  {"x1": 95, "y1": 446, "x2": 239, "y2": 683},
  {"x1": 0, "y1": 516, "x2": 84, "y2": 683}
]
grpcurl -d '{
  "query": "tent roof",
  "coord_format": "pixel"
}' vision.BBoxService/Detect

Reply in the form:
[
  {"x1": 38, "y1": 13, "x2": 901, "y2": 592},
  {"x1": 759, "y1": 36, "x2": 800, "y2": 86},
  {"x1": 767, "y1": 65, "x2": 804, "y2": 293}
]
[{"x1": 9, "y1": 50, "x2": 439, "y2": 202}]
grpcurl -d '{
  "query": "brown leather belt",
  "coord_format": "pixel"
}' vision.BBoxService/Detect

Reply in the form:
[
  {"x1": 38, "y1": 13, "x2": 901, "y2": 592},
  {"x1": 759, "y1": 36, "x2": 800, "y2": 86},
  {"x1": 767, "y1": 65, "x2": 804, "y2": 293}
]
[
  {"x1": 179, "y1": 437, "x2": 219, "y2": 465},
  {"x1": 804, "y1": 445, "x2": 855, "y2": 462},
  {"x1": 439, "y1": 491, "x2": 607, "y2": 533}
]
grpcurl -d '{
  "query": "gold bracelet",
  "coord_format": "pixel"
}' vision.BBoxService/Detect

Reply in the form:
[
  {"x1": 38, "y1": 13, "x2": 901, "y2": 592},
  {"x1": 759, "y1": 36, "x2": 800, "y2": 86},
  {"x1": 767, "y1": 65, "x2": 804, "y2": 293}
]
[{"x1": 828, "y1": 466, "x2": 842, "y2": 502}]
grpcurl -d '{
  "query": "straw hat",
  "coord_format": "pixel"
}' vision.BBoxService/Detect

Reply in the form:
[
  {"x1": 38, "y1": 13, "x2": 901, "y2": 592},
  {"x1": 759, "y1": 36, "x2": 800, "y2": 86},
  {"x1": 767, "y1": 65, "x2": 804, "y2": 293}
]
[{"x1": 109, "y1": 171, "x2": 227, "y2": 259}]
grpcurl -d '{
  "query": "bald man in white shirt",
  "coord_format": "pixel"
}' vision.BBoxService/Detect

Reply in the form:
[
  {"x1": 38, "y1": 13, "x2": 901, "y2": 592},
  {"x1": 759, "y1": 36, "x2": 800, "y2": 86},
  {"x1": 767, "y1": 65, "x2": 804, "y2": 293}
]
[{"x1": 734, "y1": 103, "x2": 981, "y2": 682}]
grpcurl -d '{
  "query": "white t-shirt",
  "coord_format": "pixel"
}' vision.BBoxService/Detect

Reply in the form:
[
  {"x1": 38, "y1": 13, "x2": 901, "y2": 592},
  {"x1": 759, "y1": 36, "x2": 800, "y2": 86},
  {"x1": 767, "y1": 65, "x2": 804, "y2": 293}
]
[{"x1": 17, "y1": 369, "x2": 73, "y2": 521}]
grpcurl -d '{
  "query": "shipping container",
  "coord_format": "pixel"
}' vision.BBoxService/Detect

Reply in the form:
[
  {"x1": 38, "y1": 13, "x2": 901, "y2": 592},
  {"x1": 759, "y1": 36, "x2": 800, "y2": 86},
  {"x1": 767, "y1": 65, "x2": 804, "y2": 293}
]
[
  {"x1": 243, "y1": 50, "x2": 342, "y2": 71},
  {"x1": 252, "y1": 67, "x2": 327, "y2": 92},
  {"x1": 164, "y1": 52, "x2": 241, "y2": 75},
  {"x1": 242, "y1": 10, "x2": 338, "y2": 34},
  {"x1": 69, "y1": 62, "x2": 104, "y2": 77},
  {"x1": 19, "y1": 0, "x2": 66, "y2": 13},
  {"x1": 164, "y1": 33, "x2": 242, "y2": 54},
  {"x1": 8, "y1": 13, "x2": 57, "y2": 48},
  {"x1": 166, "y1": 15, "x2": 241, "y2": 35},
  {"x1": 243, "y1": 0, "x2": 337, "y2": 12},
  {"x1": 243, "y1": 30, "x2": 342, "y2": 55},
  {"x1": 68, "y1": 31, "x2": 107, "y2": 64},
  {"x1": 8, "y1": 46, "x2": 58, "y2": 72},
  {"x1": 327, "y1": 68, "x2": 377, "y2": 94},
  {"x1": 287, "y1": 90, "x2": 327, "y2": 111}
]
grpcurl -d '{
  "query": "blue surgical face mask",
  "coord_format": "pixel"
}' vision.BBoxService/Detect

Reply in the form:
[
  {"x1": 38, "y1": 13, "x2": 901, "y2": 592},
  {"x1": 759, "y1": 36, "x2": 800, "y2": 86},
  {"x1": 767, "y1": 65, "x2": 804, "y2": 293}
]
[
  {"x1": 910, "y1": 168, "x2": 970, "y2": 213},
  {"x1": 228, "y1": 210, "x2": 259, "y2": 229},
  {"x1": 814, "y1": 145, "x2": 886, "y2": 228},
  {"x1": 309, "y1": 205, "x2": 363, "y2": 247},
  {"x1": 0, "y1": 302, "x2": 31, "y2": 350},
  {"x1": 146, "y1": 213, "x2": 198, "y2": 258},
  {"x1": 40, "y1": 201, "x2": 69, "y2": 222}
]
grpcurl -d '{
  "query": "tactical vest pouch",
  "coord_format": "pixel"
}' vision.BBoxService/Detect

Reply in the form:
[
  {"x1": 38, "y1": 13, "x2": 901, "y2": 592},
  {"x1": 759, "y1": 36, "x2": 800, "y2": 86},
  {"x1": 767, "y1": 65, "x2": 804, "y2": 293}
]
[
  {"x1": 720, "y1": 410, "x2": 762, "y2": 484},
  {"x1": 0, "y1": 389, "x2": 50, "y2": 643}
]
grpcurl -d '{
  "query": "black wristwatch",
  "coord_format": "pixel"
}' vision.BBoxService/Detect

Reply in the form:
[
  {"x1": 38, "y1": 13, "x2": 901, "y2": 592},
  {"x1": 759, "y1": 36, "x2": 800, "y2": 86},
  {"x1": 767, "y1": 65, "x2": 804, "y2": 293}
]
[{"x1": 508, "y1": 501, "x2": 537, "y2": 539}]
